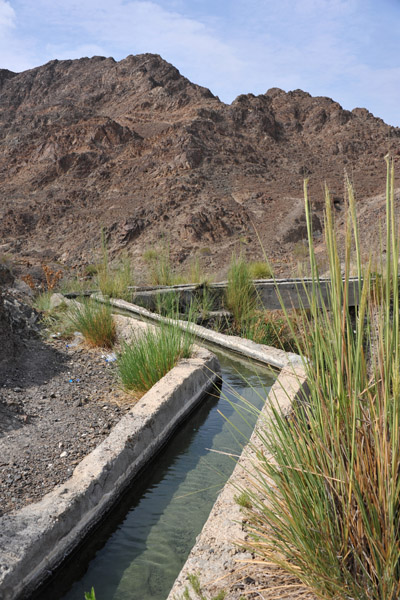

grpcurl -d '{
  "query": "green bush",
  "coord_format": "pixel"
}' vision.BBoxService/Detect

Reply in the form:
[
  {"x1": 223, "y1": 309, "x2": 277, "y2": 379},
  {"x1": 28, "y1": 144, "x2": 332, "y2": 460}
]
[
  {"x1": 97, "y1": 256, "x2": 134, "y2": 300},
  {"x1": 182, "y1": 573, "x2": 226, "y2": 600},
  {"x1": 117, "y1": 322, "x2": 193, "y2": 393},
  {"x1": 242, "y1": 161, "x2": 400, "y2": 599},
  {"x1": 155, "y1": 290, "x2": 181, "y2": 317},
  {"x1": 186, "y1": 257, "x2": 210, "y2": 284},
  {"x1": 68, "y1": 299, "x2": 116, "y2": 348},
  {"x1": 84, "y1": 588, "x2": 96, "y2": 600},
  {"x1": 38, "y1": 301, "x2": 76, "y2": 339}
]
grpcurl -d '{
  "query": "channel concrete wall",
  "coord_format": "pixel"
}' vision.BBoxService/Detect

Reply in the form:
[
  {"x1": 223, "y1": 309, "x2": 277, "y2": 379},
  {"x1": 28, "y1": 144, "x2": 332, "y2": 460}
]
[
  {"x1": 95, "y1": 299, "x2": 311, "y2": 599},
  {"x1": 0, "y1": 347, "x2": 219, "y2": 600},
  {"x1": 129, "y1": 277, "x2": 361, "y2": 311},
  {"x1": 167, "y1": 364, "x2": 309, "y2": 599},
  {"x1": 98, "y1": 296, "x2": 303, "y2": 371}
]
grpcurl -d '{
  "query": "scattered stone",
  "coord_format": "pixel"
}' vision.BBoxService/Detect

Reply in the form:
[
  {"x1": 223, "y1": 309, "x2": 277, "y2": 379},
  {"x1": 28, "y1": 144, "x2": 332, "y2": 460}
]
[{"x1": 0, "y1": 334, "x2": 131, "y2": 516}]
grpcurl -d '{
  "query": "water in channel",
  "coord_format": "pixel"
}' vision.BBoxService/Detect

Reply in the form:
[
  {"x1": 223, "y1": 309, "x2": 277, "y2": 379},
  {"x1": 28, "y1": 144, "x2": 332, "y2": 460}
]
[{"x1": 48, "y1": 350, "x2": 275, "y2": 600}]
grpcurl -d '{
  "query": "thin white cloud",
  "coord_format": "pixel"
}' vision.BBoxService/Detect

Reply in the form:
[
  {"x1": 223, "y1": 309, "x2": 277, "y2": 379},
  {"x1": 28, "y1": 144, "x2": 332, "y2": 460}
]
[
  {"x1": 45, "y1": 43, "x2": 107, "y2": 61},
  {"x1": 1, "y1": 0, "x2": 399, "y2": 125},
  {"x1": 0, "y1": 1, "x2": 38, "y2": 72},
  {"x1": 0, "y1": 0, "x2": 14, "y2": 28}
]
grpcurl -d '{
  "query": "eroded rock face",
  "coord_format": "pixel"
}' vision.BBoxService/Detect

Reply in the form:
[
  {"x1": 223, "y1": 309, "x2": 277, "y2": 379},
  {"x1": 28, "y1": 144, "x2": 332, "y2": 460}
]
[
  {"x1": 0, "y1": 265, "x2": 39, "y2": 369},
  {"x1": 0, "y1": 266, "x2": 17, "y2": 365},
  {"x1": 0, "y1": 53, "x2": 399, "y2": 275}
]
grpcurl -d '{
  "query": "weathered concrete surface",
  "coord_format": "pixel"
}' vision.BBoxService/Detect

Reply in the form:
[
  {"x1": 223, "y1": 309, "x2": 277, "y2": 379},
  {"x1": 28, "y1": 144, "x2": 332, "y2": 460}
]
[
  {"x1": 167, "y1": 365, "x2": 309, "y2": 599},
  {"x1": 130, "y1": 277, "x2": 361, "y2": 311},
  {"x1": 0, "y1": 344, "x2": 219, "y2": 600},
  {"x1": 97, "y1": 295, "x2": 303, "y2": 370}
]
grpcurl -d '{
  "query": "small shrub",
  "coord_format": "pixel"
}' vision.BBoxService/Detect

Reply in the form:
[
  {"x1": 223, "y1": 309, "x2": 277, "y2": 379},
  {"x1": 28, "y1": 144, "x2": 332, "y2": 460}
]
[
  {"x1": 117, "y1": 322, "x2": 193, "y2": 393},
  {"x1": 58, "y1": 276, "x2": 97, "y2": 295},
  {"x1": 191, "y1": 285, "x2": 215, "y2": 319},
  {"x1": 241, "y1": 310, "x2": 298, "y2": 351},
  {"x1": 42, "y1": 264, "x2": 63, "y2": 290},
  {"x1": 248, "y1": 261, "x2": 272, "y2": 279},
  {"x1": 155, "y1": 290, "x2": 181, "y2": 317},
  {"x1": 186, "y1": 257, "x2": 208, "y2": 284},
  {"x1": 21, "y1": 273, "x2": 36, "y2": 290},
  {"x1": 144, "y1": 243, "x2": 190, "y2": 286},
  {"x1": 146, "y1": 246, "x2": 176, "y2": 286},
  {"x1": 143, "y1": 247, "x2": 158, "y2": 263},
  {"x1": 68, "y1": 300, "x2": 116, "y2": 348},
  {"x1": 0, "y1": 252, "x2": 14, "y2": 268},
  {"x1": 83, "y1": 264, "x2": 100, "y2": 277},
  {"x1": 234, "y1": 491, "x2": 252, "y2": 509},
  {"x1": 39, "y1": 302, "x2": 76, "y2": 339},
  {"x1": 97, "y1": 256, "x2": 134, "y2": 300}
]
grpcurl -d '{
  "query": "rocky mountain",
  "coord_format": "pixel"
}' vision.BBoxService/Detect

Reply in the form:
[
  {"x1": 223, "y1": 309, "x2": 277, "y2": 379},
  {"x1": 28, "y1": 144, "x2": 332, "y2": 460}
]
[{"x1": 0, "y1": 53, "x2": 399, "y2": 279}]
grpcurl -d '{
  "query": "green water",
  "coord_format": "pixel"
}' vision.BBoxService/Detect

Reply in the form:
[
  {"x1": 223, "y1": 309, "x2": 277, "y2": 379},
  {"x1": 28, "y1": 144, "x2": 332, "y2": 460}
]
[{"x1": 46, "y1": 351, "x2": 275, "y2": 600}]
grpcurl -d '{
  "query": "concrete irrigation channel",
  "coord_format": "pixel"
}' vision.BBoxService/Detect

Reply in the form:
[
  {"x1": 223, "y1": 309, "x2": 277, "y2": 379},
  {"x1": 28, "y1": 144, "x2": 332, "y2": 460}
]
[
  {"x1": 129, "y1": 276, "x2": 361, "y2": 312},
  {"x1": 0, "y1": 296, "x2": 308, "y2": 600}
]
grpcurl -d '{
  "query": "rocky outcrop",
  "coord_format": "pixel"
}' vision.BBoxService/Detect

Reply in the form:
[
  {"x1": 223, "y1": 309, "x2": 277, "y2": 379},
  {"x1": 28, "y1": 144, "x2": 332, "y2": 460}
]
[
  {"x1": 0, "y1": 265, "x2": 39, "y2": 369},
  {"x1": 0, "y1": 53, "x2": 399, "y2": 276}
]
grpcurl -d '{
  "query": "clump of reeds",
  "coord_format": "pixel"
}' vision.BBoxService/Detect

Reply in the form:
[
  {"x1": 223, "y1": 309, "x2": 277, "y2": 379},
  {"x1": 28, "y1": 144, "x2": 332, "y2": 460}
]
[
  {"x1": 241, "y1": 309, "x2": 298, "y2": 351},
  {"x1": 68, "y1": 299, "x2": 116, "y2": 348},
  {"x1": 143, "y1": 244, "x2": 184, "y2": 286},
  {"x1": 97, "y1": 230, "x2": 134, "y2": 300},
  {"x1": 242, "y1": 158, "x2": 400, "y2": 599},
  {"x1": 155, "y1": 290, "x2": 181, "y2": 317},
  {"x1": 225, "y1": 254, "x2": 257, "y2": 329},
  {"x1": 117, "y1": 321, "x2": 194, "y2": 393}
]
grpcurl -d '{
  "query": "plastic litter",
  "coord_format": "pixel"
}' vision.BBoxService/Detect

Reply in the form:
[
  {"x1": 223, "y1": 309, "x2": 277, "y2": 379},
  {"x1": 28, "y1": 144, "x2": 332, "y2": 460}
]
[
  {"x1": 104, "y1": 352, "x2": 117, "y2": 363},
  {"x1": 67, "y1": 332, "x2": 84, "y2": 348}
]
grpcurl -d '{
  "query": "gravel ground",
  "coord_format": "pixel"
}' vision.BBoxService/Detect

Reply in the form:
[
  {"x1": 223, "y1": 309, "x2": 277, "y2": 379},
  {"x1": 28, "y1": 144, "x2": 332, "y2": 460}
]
[
  {"x1": 0, "y1": 307, "x2": 315, "y2": 600},
  {"x1": 0, "y1": 331, "x2": 133, "y2": 516}
]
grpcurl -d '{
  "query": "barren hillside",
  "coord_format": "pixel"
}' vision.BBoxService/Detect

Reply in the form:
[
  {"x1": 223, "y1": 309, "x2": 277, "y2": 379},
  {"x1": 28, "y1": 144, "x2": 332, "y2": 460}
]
[{"x1": 0, "y1": 53, "x2": 399, "y2": 279}]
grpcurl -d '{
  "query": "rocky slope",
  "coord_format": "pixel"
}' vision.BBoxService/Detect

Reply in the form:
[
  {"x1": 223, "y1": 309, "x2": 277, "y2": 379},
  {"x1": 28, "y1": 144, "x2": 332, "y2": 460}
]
[{"x1": 0, "y1": 53, "x2": 399, "y2": 279}]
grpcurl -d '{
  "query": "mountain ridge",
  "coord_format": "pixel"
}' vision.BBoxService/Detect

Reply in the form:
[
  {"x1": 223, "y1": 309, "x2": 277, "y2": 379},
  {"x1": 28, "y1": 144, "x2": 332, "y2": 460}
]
[{"x1": 0, "y1": 53, "x2": 399, "y2": 279}]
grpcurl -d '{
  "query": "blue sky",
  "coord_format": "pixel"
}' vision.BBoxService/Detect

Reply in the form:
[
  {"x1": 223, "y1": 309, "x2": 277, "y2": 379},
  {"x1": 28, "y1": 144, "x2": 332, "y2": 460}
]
[{"x1": 0, "y1": 0, "x2": 399, "y2": 126}]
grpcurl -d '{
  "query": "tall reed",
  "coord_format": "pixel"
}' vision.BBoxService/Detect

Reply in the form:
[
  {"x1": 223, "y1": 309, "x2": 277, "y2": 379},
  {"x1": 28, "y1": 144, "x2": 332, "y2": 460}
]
[
  {"x1": 97, "y1": 230, "x2": 134, "y2": 300},
  {"x1": 243, "y1": 159, "x2": 400, "y2": 599},
  {"x1": 225, "y1": 254, "x2": 256, "y2": 330}
]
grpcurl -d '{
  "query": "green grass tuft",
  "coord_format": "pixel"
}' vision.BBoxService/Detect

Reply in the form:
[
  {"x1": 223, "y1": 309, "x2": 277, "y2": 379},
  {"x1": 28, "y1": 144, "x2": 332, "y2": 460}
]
[
  {"x1": 117, "y1": 321, "x2": 194, "y2": 393},
  {"x1": 248, "y1": 260, "x2": 273, "y2": 280},
  {"x1": 68, "y1": 299, "x2": 116, "y2": 348},
  {"x1": 32, "y1": 290, "x2": 53, "y2": 312}
]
